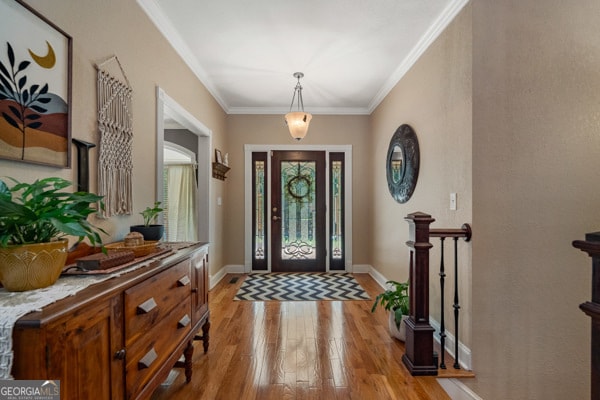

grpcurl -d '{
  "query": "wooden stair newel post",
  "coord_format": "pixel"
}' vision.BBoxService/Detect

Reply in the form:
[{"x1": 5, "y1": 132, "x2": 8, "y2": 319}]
[
  {"x1": 403, "y1": 212, "x2": 438, "y2": 376},
  {"x1": 572, "y1": 233, "x2": 600, "y2": 400}
]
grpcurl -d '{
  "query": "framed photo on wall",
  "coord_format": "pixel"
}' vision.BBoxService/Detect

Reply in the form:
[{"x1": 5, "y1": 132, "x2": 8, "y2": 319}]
[{"x1": 0, "y1": 0, "x2": 72, "y2": 168}]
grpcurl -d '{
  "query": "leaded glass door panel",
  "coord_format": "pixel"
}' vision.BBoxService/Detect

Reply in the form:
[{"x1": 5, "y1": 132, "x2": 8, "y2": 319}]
[{"x1": 271, "y1": 151, "x2": 326, "y2": 272}]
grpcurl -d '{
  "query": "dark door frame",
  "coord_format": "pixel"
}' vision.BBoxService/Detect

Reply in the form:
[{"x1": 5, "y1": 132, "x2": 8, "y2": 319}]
[{"x1": 243, "y1": 145, "x2": 353, "y2": 273}]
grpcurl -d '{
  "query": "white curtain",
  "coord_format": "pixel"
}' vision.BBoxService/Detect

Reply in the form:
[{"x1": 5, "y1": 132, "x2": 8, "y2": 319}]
[{"x1": 165, "y1": 164, "x2": 198, "y2": 242}]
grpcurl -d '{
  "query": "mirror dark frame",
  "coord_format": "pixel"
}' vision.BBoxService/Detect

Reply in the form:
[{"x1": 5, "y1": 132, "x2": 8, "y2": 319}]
[{"x1": 386, "y1": 124, "x2": 420, "y2": 203}]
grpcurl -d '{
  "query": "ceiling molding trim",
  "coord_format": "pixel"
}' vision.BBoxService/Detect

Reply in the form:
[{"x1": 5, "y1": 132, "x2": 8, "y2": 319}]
[
  {"x1": 227, "y1": 106, "x2": 371, "y2": 116},
  {"x1": 367, "y1": 0, "x2": 470, "y2": 113},
  {"x1": 137, "y1": 0, "x2": 230, "y2": 112}
]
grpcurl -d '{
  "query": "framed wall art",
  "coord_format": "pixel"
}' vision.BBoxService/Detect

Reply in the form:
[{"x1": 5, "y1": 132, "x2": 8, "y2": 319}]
[{"x1": 0, "y1": 0, "x2": 72, "y2": 168}]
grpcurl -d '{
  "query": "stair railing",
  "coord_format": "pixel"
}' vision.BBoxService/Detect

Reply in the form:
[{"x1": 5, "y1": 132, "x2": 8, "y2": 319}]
[
  {"x1": 403, "y1": 211, "x2": 471, "y2": 376},
  {"x1": 572, "y1": 233, "x2": 600, "y2": 400}
]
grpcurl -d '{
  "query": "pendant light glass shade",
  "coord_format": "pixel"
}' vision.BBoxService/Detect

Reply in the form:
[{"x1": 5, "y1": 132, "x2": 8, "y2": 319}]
[
  {"x1": 285, "y1": 72, "x2": 312, "y2": 141},
  {"x1": 285, "y1": 111, "x2": 312, "y2": 141}
]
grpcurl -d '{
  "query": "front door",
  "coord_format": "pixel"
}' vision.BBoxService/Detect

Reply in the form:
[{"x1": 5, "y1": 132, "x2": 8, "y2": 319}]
[{"x1": 271, "y1": 151, "x2": 326, "y2": 272}]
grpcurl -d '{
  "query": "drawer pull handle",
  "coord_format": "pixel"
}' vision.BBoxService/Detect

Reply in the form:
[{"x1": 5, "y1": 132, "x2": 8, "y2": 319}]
[
  {"x1": 178, "y1": 314, "x2": 191, "y2": 328},
  {"x1": 137, "y1": 298, "x2": 158, "y2": 314},
  {"x1": 191, "y1": 288, "x2": 198, "y2": 293},
  {"x1": 138, "y1": 348, "x2": 158, "y2": 370},
  {"x1": 177, "y1": 276, "x2": 191, "y2": 287}
]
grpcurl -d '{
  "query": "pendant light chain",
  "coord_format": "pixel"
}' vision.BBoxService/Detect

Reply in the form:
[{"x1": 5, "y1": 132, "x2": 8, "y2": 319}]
[{"x1": 285, "y1": 72, "x2": 313, "y2": 141}]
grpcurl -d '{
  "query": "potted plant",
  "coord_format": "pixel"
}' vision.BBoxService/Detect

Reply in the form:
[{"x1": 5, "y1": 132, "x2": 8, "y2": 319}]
[
  {"x1": 130, "y1": 201, "x2": 164, "y2": 241},
  {"x1": 0, "y1": 177, "x2": 105, "y2": 291},
  {"x1": 371, "y1": 280, "x2": 410, "y2": 341}
]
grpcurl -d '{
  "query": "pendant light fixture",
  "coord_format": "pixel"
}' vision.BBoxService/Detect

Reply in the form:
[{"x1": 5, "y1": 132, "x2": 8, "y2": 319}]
[{"x1": 285, "y1": 72, "x2": 312, "y2": 141}]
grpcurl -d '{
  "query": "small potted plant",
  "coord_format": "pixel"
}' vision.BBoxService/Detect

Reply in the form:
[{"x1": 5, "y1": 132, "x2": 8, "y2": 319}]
[
  {"x1": 130, "y1": 201, "x2": 164, "y2": 241},
  {"x1": 371, "y1": 280, "x2": 410, "y2": 341},
  {"x1": 0, "y1": 177, "x2": 106, "y2": 291}
]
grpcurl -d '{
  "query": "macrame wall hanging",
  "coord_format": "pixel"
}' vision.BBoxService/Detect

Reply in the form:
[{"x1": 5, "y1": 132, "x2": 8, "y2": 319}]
[{"x1": 95, "y1": 55, "x2": 133, "y2": 217}]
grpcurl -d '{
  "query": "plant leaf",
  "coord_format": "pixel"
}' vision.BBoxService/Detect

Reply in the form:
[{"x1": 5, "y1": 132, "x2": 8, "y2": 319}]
[
  {"x1": 0, "y1": 198, "x2": 37, "y2": 220},
  {"x1": 0, "y1": 60, "x2": 10, "y2": 80},
  {"x1": 0, "y1": 74, "x2": 13, "y2": 93},
  {"x1": 17, "y1": 60, "x2": 30, "y2": 73},
  {"x1": 50, "y1": 219, "x2": 88, "y2": 237},
  {"x1": 37, "y1": 97, "x2": 51, "y2": 104},
  {"x1": 7, "y1": 43, "x2": 15, "y2": 68},
  {"x1": 30, "y1": 105, "x2": 47, "y2": 113},
  {"x1": 39, "y1": 83, "x2": 48, "y2": 95},
  {"x1": 27, "y1": 121, "x2": 42, "y2": 129},
  {"x1": 394, "y1": 308, "x2": 404, "y2": 329},
  {"x1": 17, "y1": 75, "x2": 26, "y2": 90},
  {"x1": 22, "y1": 89, "x2": 28, "y2": 104},
  {"x1": 29, "y1": 84, "x2": 39, "y2": 95},
  {"x1": 25, "y1": 113, "x2": 40, "y2": 120},
  {"x1": 2, "y1": 112, "x2": 19, "y2": 129},
  {"x1": 8, "y1": 105, "x2": 21, "y2": 120},
  {"x1": 0, "y1": 180, "x2": 10, "y2": 200}
]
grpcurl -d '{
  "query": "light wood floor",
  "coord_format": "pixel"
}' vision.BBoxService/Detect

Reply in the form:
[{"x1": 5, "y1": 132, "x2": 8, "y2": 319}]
[{"x1": 151, "y1": 273, "x2": 453, "y2": 400}]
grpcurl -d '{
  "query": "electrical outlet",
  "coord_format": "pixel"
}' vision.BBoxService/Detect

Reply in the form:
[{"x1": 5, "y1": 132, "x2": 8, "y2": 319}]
[{"x1": 450, "y1": 193, "x2": 457, "y2": 210}]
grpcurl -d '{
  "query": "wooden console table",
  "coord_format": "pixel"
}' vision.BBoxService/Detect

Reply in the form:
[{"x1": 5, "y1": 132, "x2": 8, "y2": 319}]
[{"x1": 11, "y1": 242, "x2": 210, "y2": 400}]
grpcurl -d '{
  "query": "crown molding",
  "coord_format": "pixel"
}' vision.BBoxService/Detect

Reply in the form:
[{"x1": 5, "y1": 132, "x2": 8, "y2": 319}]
[
  {"x1": 367, "y1": 0, "x2": 470, "y2": 113},
  {"x1": 227, "y1": 106, "x2": 370, "y2": 115},
  {"x1": 137, "y1": 0, "x2": 229, "y2": 112}
]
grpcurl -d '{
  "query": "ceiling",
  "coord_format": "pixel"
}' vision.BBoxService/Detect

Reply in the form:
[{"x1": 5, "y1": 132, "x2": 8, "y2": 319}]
[{"x1": 138, "y1": 0, "x2": 468, "y2": 115}]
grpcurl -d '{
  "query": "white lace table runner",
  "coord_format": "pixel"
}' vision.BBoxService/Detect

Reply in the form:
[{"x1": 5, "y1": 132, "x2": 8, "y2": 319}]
[{"x1": 0, "y1": 243, "x2": 198, "y2": 380}]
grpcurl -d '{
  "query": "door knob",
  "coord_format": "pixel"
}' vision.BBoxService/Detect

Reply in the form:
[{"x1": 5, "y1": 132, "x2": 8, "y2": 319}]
[{"x1": 272, "y1": 215, "x2": 281, "y2": 221}]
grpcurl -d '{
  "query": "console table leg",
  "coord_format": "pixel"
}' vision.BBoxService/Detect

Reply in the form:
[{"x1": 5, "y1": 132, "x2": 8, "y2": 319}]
[
  {"x1": 184, "y1": 340, "x2": 194, "y2": 383},
  {"x1": 202, "y1": 320, "x2": 210, "y2": 354},
  {"x1": 194, "y1": 318, "x2": 211, "y2": 354}
]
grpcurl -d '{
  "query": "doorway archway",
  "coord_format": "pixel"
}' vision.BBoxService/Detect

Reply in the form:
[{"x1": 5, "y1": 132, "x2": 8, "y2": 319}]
[{"x1": 155, "y1": 87, "x2": 212, "y2": 242}]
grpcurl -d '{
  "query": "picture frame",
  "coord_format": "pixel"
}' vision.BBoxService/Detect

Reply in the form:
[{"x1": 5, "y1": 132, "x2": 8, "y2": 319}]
[
  {"x1": 215, "y1": 149, "x2": 223, "y2": 164},
  {"x1": 0, "y1": 0, "x2": 73, "y2": 168}
]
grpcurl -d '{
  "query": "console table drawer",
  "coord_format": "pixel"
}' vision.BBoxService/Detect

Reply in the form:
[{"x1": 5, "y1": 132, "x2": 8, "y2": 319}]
[
  {"x1": 124, "y1": 259, "x2": 191, "y2": 345},
  {"x1": 125, "y1": 297, "x2": 192, "y2": 399},
  {"x1": 11, "y1": 242, "x2": 209, "y2": 400}
]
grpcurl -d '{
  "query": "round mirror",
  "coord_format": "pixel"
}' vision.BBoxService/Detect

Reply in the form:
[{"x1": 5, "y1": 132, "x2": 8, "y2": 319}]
[{"x1": 386, "y1": 124, "x2": 419, "y2": 203}]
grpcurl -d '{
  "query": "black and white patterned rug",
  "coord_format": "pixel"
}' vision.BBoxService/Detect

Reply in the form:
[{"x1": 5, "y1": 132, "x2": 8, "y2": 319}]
[{"x1": 234, "y1": 273, "x2": 370, "y2": 301}]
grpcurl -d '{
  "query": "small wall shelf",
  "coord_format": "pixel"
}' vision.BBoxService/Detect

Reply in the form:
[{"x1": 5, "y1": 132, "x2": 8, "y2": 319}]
[{"x1": 212, "y1": 162, "x2": 230, "y2": 181}]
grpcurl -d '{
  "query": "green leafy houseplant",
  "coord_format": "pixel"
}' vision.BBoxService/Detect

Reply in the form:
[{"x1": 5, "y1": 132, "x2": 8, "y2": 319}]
[
  {"x1": 130, "y1": 201, "x2": 165, "y2": 241},
  {"x1": 371, "y1": 280, "x2": 410, "y2": 329},
  {"x1": 140, "y1": 201, "x2": 163, "y2": 227},
  {"x1": 0, "y1": 177, "x2": 105, "y2": 247},
  {"x1": 0, "y1": 177, "x2": 106, "y2": 291}
]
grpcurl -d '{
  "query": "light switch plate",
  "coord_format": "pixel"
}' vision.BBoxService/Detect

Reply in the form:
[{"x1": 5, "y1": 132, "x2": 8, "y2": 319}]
[{"x1": 450, "y1": 193, "x2": 457, "y2": 210}]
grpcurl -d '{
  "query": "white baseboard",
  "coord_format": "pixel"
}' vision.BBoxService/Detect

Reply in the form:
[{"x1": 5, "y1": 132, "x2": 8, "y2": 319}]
[
  {"x1": 225, "y1": 264, "x2": 245, "y2": 273},
  {"x1": 368, "y1": 266, "x2": 472, "y2": 371},
  {"x1": 351, "y1": 264, "x2": 371, "y2": 273},
  {"x1": 209, "y1": 264, "x2": 245, "y2": 289},
  {"x1": 367, "y1": 266, "x2": 388, "y2": 289},
  {"x1": 209, "y1": 268, "x2": 227, "y2": 289},
  {"x1": 216, "y1": 264, "x2": 374, "y2": 274},
  {"x1": 437, "y1": 379, "x2": 482, "y2": 400},
  {"x1": 429, "y1": 317, "x2": 472, "y2": 371}
]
